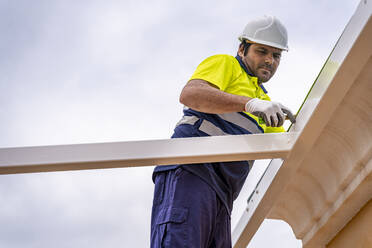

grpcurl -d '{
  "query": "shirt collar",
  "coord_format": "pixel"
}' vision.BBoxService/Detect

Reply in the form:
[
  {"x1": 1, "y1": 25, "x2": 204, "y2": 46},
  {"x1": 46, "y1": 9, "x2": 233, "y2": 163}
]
[{"x1": 235, "y1": 55, "x2": 268, "y2": 94}]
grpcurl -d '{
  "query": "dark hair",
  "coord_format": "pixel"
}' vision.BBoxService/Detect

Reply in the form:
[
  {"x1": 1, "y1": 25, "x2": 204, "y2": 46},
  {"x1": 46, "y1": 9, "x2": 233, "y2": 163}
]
[{"x1": 239, "y1": 40, "x2": 252, "y2": 56}]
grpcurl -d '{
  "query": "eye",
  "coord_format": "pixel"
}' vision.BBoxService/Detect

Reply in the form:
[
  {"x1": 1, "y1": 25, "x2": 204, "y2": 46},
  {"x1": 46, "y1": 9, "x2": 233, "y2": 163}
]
[{"x1": 273, "y1": 53, "x2": 281, "y2": 60}]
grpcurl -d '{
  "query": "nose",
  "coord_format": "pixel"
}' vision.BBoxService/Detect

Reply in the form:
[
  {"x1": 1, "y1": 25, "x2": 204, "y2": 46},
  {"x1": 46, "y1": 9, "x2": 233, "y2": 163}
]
[{"x1": 264, "y1": 54, "x2": 274, "y2": 65}]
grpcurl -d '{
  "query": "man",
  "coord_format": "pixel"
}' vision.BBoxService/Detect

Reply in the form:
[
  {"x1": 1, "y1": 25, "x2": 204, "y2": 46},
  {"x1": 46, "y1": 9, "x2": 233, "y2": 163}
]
[{"x1": 151, "y1": 15, "x2": 296, "y2": 248}]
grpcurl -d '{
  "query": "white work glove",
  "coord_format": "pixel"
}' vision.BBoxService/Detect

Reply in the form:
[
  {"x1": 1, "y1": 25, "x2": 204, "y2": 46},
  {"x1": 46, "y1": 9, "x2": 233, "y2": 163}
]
[{"x1": 245, "y1": 98, "x2": 296, "y2": 127}]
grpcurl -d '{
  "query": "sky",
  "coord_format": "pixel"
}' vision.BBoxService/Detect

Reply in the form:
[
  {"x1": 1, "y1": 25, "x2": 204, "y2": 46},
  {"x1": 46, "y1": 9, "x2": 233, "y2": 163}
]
[{"x1": 0, "y1": 0, "x2": 361, "y2": 247}]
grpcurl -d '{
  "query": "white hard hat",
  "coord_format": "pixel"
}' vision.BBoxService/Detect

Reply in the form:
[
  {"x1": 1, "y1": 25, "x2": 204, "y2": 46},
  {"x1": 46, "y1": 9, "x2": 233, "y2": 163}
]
[{"x1": 238, "y1": 15, "x2": 289, "y2": 51}]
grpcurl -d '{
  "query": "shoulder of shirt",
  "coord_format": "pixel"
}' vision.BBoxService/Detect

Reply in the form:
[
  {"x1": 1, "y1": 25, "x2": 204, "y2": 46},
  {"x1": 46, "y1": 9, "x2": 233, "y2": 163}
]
[
  {"x1": 207, "y1": 54, "x2": 235, "y2": 59},
  {"x1": 201, "y1": 54, "x2": 242, "y2": 71},
  {"x1": 202, "y1": 54, "x2": 238, "y2": 63},
  {"x1": 203, "y1": 56, "x2": 270, "y2": 98}
]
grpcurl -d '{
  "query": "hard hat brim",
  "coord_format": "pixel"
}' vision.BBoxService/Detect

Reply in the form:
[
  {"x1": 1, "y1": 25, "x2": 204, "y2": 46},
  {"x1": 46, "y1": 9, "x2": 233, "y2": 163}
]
[{"x1": 239, "y1": 36, "x2": 289, "y2": 51}]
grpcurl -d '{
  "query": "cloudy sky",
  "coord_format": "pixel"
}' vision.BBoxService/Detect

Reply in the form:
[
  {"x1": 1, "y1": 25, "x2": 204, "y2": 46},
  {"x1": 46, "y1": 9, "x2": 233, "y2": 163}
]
[{"x1": 0, "y1": 0, "x2": 361, "y2": 247}]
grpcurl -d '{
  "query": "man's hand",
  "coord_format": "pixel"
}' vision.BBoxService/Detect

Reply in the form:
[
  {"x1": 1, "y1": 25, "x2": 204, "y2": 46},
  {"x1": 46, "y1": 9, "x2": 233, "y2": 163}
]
[{"x1": 245, "y1": 98, "x2": 296, "y2": 127}]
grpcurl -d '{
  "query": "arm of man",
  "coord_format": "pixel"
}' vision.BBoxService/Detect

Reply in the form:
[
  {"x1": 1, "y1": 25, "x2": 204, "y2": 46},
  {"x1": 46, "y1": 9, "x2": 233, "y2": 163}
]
[
  {"x1": 180, "y1": 79, "x2": 251, "y2": 114},
  {"x1": 180, "y1": 79, "x2": 296, "y2": 127}
]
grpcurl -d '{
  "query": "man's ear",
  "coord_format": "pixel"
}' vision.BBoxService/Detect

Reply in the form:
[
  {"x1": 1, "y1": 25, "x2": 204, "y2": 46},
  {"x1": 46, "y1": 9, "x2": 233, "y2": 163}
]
[{"x1": 237, "y1": 45, "x2": 245, "y2": 57}]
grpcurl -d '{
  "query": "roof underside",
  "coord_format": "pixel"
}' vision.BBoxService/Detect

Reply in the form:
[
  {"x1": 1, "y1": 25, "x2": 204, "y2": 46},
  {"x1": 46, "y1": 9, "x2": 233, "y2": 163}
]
[{"x1": 269, "y1": 49, "x2": 372, "y2": 247}]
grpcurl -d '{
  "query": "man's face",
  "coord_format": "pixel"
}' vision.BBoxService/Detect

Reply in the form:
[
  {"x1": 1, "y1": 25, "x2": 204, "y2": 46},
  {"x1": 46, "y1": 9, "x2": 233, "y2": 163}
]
[{"x1": 238, "y1": 43, "x2": 282, "y2": 83}]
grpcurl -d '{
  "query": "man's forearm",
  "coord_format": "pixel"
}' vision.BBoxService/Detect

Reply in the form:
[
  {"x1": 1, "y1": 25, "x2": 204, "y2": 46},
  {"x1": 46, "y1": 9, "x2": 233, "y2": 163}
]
[{"x1": 180, "y1": 79, "x2": 252, "y2": 114}]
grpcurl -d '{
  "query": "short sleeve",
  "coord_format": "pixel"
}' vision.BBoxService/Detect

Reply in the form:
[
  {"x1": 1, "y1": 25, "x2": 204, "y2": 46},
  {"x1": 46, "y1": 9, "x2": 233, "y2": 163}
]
[{"x1": 189, "y1": 55, "x2": 237, "y2": 91}]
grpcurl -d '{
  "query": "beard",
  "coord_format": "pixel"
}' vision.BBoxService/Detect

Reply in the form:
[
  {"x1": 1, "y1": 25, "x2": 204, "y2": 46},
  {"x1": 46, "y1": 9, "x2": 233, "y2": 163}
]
[{"x1": 256, "y1": 64, "x2": 275, "y2": 83}]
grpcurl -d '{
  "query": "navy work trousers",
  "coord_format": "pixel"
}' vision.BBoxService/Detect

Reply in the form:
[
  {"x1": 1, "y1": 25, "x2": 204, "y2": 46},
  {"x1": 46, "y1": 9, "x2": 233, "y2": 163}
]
[{"x1": 150, "y1": 168, "x2": 231, "y2": 248}]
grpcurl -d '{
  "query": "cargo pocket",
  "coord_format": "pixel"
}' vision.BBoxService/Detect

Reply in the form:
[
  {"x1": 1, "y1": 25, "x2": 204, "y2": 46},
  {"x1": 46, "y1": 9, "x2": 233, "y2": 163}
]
[{"x1": 155, "y1": 207, "x2": 188, "y2": 248}]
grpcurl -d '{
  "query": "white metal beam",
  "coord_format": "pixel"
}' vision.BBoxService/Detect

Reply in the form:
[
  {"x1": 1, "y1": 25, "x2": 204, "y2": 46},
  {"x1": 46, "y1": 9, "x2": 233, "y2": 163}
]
[{"x1": 0, "y1": 132, "x2": 297, "y2": 175}]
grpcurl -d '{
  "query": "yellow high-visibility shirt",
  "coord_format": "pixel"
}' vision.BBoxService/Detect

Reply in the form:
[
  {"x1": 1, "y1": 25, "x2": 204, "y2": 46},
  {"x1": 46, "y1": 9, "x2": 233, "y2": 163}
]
[{"x1": 190, "y1": 54, "x2": 285, "y2": 133}]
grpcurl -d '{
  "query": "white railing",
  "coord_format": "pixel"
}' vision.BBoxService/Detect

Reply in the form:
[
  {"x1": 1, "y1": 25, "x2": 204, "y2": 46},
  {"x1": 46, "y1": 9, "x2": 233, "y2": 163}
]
[{"x1": 0, "y1": 132, "x2": 296, "y2": 175}]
